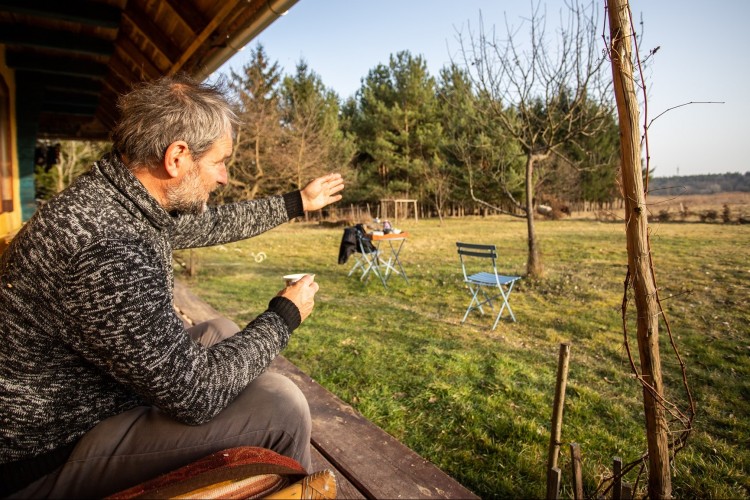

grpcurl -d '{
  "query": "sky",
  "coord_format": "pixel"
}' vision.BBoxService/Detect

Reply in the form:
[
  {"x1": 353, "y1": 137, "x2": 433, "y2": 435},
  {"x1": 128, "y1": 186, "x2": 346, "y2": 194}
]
[{"x1": 214, "y1": 1, "x2": 749, "y2": 178}]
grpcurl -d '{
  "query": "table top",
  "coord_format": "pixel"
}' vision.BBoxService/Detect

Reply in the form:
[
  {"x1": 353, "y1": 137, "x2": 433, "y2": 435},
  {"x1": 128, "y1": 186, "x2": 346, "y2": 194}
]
[{"x1": 368, "y1": 232, "x2": 409, "y2": 241}]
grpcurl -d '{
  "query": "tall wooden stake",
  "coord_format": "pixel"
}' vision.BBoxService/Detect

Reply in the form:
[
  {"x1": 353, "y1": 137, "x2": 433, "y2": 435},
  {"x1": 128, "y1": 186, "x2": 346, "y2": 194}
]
[
  {"x1": 546, "y1": 343, "x2": 570, "y2": 500},
  {"x1": 570, "y1": 443, "x2": 584, "y2": 500},
  {"x1": 606, "y1": 1, "x2": 672, "y2": 497}
]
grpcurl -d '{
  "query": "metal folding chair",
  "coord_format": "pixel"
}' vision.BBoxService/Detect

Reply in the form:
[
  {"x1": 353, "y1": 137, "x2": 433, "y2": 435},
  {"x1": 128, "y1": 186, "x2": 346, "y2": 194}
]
[
  {"x1": 456, "y1": 242, "x2": 521, "y2": 329},
  {"x1": 342, "y1": 224, "x2": 384, "y2": 285},
  {"x1": 353, "y1": 226, "x2": 388, "y2": 286}
]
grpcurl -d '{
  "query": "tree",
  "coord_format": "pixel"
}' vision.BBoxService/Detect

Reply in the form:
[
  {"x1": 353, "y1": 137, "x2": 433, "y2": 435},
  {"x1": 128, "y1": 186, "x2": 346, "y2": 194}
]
[
  {"x1": 222, "y1": 44, "x2": 284, "y2": 202},
  {"x1": 34, "y1": 140, "x2": 109, "y2": 201},
  {"x1": 438, "y1": 64, "x2": 525, "y2": 217},
  {"x1": 561, "y1": 111, "x2": 621, "y2": 208},
  {"x1": 458, "y1": 1, "x2": 613, "y2": 277},
  {"x1": 277, "y1": 61, "x2": 355, "y2": 195},
  {"x1": 348, "y1": 51, "x2": 445, "y2": 213}
]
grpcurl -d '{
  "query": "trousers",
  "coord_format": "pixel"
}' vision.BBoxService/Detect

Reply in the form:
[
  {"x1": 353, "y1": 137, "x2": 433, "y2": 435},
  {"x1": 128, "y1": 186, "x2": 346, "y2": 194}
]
[{"x1": 12, "y1": 317, "x2": 312, "y2": 498}]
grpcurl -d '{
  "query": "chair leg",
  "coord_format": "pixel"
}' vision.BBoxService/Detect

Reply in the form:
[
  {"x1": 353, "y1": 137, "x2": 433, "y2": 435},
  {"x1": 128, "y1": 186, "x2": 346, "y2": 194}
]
[
  {"x1": 491, "y1": 283, "x2": 517, "y2": 329},
  {"x1": 348, "y1": 257, "x2": 363, "y2": 277},
  {"x1": 462, "y1": 286, "x2": 482, "y2": 323}
]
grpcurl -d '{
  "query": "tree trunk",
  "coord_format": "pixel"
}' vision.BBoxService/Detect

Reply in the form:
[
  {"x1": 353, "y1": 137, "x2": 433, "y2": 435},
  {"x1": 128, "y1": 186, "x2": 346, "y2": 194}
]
[
  {"x1": 526, "y1": 154, "x2": 543, "y2": 277},
  {"x1": 607, "y1": 1, "x2": 671, "y2": 497}
]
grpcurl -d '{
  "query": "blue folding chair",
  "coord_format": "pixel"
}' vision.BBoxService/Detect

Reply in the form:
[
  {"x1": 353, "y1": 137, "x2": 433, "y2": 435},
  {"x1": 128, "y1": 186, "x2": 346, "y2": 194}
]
[{"x1": 456, "y1": 242, "x2": 521, "y2": 329}]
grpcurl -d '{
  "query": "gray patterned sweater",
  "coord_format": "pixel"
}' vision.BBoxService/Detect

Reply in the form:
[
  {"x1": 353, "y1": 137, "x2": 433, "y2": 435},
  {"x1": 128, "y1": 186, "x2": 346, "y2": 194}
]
[{"x1": 0, "y1": 154, "x2": 304, "y2": 468}]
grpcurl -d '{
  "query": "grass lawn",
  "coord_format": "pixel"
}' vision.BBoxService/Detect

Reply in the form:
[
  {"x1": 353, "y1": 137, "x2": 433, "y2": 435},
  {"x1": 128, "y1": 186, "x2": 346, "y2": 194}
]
[{"x1": 175, "y1": 216, "x2": 749, "y2": 498}]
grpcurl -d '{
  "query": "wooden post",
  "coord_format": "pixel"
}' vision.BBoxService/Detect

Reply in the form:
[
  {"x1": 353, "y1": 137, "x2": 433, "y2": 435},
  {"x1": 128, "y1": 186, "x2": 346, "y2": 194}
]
[
  {"x1": 613, "y1": 456, "x2": 622, "y2": 500},
  {"x1": 546, "y1": 343, "x2": 571, "y2": 498},
  {"x1": 570, "y1": 443, "x2": 584, "y2": 500},
  {"x1": 188, "y1": 249, "x2": 196, "y2": 278},
  {"x1": 622, "y1": 482, "x2": 634, "y2": 500},
  {"x1": 546, "y1": 467, "x2": 561, "y2": 500},
  {"x1": 607, "y1": 1, "x2": 672, "y2": 497}
]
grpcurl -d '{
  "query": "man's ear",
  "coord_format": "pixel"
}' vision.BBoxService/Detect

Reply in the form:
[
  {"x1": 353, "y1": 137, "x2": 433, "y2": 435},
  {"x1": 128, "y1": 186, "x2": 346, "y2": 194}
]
[{"x1": 163, "y1": 141, "x2": 191, "y2": 179}]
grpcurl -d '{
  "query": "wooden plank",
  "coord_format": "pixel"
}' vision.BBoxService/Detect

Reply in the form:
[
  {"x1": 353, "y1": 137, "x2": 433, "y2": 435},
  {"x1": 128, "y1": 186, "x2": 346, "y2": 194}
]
[
  {"x1": 269, "y1": 356, "x2": 479, "y2": 499},
  {"x1": 167, "y1": 0, "x2": 242, "y2": 75},
  {"x1": 173, "y1": 279, "x2": 221, "y2": 324},
  {"x1": 309, "y1": 447, "x2": 364, "y2": 499},
  {"x1": 0, "y1": 0, "x2": 122, "y2": 28},
  {"x1": 162, "y1": 0, "x2": 206, "y2": 34}
]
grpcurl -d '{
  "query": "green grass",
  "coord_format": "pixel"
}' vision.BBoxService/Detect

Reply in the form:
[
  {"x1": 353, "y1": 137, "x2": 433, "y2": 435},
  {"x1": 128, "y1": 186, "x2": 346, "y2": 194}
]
[{"x1": 175, "y1": 217, "x2": 750, "y2": 498}]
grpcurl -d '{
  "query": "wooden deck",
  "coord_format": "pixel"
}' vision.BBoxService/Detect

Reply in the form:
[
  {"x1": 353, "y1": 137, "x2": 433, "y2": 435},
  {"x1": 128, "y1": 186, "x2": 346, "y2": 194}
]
[{"x1": 173, "y1": 280, "x2": 479, "y2": 499}]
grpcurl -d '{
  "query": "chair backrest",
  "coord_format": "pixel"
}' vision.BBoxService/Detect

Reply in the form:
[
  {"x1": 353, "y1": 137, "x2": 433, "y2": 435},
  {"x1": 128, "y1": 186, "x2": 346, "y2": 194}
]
[
  {"x1": 456, "y1": 241, "x2": 498, "y2": 280},
  {"x1": 354, "y1": 224, "x2": 376, "y2": 254}
]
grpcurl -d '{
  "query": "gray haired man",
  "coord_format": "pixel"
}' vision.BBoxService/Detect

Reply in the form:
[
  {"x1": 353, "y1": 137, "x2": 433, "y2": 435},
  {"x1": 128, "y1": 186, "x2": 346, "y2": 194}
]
[{"x1": 0, "y1": 75, "x2": 344, "y2": 497}]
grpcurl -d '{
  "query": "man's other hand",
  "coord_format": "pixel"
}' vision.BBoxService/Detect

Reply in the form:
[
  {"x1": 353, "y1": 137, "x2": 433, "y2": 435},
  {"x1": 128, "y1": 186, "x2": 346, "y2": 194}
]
[
  {"x1": 278, "y1": 275, "x2": 319, "y2": 322},
  {"x1": 300, "y1": 173, "x2": 344, "y2": 212}
]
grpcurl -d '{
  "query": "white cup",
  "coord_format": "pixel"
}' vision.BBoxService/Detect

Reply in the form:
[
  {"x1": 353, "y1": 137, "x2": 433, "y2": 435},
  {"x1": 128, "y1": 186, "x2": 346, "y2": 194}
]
[{"x1": 284, "y1": 273, "x2": 313, "y2": 286}]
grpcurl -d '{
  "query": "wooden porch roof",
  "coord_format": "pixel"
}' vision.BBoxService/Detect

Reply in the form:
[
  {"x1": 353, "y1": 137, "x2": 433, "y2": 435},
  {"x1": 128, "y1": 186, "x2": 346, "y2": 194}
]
[{"x1": 0, "y1": 0, "x2": 298, "y2": 140}]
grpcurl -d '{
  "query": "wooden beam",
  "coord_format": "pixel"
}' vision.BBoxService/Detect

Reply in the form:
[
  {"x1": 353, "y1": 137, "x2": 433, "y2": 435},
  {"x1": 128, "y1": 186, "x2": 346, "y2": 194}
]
[
  {"x1": 104, "y1": 71, "x2": 131, "y2": 97},
  {"x1": 43, "y1": 89, "x2": 99, "y2": 108},
  {"x1": 0, "y1": 23, "x2": 115, "y2": 57},
  {"x1": 5, "y1": 50, "x2": 108, "y2": 78},
  {"x1": 108, "y1": 54, "x2": 148, "y2": 88},
  {"x1": 16, "y1": 72, "x2": 103, "y2": 95},
  {"x1": 117, "y1": 36, "x2": 162, "y2": 79},
  {"x1": 162, "y1": 0, "x2": 206, "y2": 35},
  {"x1": 95, "y1": 85, "x2": 119, "y2": 124},
  {"x1": 168, "y1": 0, "x2": 243, "y2": 75},
  {"x1": 122, "y1": 6, "x2": 179, "y2": 65},
  {"x1": 41, "y1": 102, "x2": 97, "y2": 116},
  {"x1": 0, "y1": 0, "x2": 122, "y2": 29}
]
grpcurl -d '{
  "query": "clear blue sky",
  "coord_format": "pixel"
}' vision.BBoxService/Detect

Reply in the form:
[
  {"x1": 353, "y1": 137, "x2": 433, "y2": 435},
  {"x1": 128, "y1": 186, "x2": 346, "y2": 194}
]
[{"x1": 214, "y1": 1, "x2": 749, "y2": 178}]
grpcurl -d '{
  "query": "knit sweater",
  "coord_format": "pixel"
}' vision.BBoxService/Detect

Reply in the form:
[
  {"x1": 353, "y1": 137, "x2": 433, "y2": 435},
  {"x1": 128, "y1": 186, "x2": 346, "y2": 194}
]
[{"x1": 0, "y1": 153, "x2": 305, "y2": 467}]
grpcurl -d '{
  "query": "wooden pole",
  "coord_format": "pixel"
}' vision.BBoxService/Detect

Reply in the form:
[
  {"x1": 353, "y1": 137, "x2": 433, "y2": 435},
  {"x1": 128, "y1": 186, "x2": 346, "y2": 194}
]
[
  {"x1": 546, "y1": 467, "x2": 561, "y2": 500},
  {"x1": 613, "y1": 456, "x2": 623, "y2": 500},
  {"x1": 570, "y1": 443, "x2": 584, "y2": 500},
  {"x1": 547, "y1": 342, "x2": 571, "y2": 498},
  {"x1": 622, "y1": 482, "x2": 634, "y2": 500},
  {"x1": 607, "y1": 1, "x2": 672, "y2": 497}
]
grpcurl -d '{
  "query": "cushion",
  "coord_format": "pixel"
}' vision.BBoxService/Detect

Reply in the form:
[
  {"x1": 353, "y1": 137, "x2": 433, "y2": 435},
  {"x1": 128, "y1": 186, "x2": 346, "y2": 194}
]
[{"x1": 106, "y1": 446, "x2": 309, "y2": 499}]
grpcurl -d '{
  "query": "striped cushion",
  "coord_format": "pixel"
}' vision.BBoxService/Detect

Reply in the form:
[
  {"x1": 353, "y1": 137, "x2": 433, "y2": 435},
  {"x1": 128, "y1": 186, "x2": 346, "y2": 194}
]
[{"x1": 107, "y1": 447, "x2": 307, "y2": 499}]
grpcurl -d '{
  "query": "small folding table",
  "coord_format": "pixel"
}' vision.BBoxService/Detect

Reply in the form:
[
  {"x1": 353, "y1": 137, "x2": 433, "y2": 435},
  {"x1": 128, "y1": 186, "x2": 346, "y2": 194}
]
[{"x1": 362, "y1": 232, "x2": 410, "y2": 287}]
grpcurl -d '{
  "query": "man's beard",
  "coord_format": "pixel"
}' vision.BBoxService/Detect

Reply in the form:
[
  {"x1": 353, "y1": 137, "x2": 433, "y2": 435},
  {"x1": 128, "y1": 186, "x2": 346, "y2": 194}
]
[{"x1": 165, "y1": 165, "x2": 210, "y2": 215}]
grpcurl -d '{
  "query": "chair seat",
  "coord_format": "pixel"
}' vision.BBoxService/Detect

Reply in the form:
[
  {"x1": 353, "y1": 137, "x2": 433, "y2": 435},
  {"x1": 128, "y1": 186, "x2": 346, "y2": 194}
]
[
  {"x1": 466, "y1": 272, "x2": 520, "y2": 286},
  {"x1": 456, "y1": 242, "x2": 521, "y2": 328}
]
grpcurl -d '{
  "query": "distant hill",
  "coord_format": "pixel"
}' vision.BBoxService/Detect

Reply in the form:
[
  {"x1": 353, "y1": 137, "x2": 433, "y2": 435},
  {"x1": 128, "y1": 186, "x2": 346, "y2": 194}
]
[{"x1": 649, "y1": 172, "x2": 750, "y2": 195}]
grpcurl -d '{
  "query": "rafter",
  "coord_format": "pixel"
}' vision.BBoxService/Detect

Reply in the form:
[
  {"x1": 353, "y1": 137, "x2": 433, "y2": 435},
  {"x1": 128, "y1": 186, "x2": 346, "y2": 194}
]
[{"x1": 168, "y1": 0, "x2": 242, "y2": 76}]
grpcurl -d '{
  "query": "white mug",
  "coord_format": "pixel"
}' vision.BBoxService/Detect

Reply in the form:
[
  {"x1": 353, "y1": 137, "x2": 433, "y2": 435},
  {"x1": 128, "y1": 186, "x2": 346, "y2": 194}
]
[{"x1": 283, "y1": 273, "x2": 313, "y2": 286}]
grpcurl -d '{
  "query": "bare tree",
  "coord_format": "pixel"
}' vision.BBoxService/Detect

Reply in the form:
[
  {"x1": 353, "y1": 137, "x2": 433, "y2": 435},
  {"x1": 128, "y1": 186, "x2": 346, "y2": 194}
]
[
  {"x1": 276, "y1": 62, "x2": 355, "y2": 194},
  {"x1": 458, "y1": 1, "x2": 613, "y2": 277},
  {"x1": 219, "y1": 45, "x2": 284, "y2": 203}
]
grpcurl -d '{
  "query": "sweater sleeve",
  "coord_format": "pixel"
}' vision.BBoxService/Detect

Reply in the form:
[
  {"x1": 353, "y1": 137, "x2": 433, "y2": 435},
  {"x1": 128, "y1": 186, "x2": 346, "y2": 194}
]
[
  {"x1": 62, "y1": 239, "x2": 291, "y2": 425},
  {"x1": 168, "y1": 192, "x2": 303, "y2": 250}
]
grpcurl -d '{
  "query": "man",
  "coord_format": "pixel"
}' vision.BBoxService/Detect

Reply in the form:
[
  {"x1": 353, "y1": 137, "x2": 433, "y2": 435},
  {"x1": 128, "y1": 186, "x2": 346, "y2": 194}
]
[{"x1": 0, "y1": 75, "x2": 344, "y2": 497}]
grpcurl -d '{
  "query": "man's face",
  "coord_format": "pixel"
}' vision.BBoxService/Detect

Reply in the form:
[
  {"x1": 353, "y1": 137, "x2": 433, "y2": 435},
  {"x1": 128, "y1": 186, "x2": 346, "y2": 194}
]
[{"x1": 165, "y1": 132, "x2": 232, "y2": 214}]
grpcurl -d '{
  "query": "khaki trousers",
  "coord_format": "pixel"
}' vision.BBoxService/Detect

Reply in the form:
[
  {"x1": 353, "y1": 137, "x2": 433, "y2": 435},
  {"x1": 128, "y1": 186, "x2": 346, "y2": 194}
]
[{"x1": 13, "y1": 318, "x2": 312, "y2": 498}]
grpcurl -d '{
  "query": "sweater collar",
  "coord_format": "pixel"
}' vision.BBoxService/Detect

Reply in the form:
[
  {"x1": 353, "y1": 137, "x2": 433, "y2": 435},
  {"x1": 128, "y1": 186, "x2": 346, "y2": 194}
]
[{"x1": 96, "y1": 152, "x2": 175, "y2": 230}]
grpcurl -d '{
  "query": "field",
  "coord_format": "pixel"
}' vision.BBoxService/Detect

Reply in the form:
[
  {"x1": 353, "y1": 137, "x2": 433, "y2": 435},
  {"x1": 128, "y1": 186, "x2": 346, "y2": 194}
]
[{"x1": 176, "y1": 214, "x2": 749, "y2": 498}]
